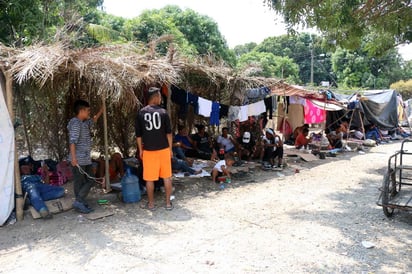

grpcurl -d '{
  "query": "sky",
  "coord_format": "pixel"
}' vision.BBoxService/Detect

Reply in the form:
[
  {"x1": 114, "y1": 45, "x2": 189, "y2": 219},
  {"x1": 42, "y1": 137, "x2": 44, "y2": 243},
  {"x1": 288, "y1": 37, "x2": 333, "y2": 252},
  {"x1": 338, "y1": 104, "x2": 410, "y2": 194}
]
[{"x1": 103, "y1": 0, "x2": 412, "y2": 60}]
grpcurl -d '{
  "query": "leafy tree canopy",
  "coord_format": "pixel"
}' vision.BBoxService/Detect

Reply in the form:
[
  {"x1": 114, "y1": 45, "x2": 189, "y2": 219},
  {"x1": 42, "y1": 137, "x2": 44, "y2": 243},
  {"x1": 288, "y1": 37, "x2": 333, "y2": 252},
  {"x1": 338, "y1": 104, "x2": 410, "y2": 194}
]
[
  {"x1": 0, "y1": 0, "x2": 103, "y2": 46},
  {"x1": 237, "y1": 51, "x2": 300, "y2": 83},
  {"x1": 124, "y1": 5, "x2": 235, "y2": 64},
  {"x1": 264, "y1": 0, "x2": 412, "y2": 55}
]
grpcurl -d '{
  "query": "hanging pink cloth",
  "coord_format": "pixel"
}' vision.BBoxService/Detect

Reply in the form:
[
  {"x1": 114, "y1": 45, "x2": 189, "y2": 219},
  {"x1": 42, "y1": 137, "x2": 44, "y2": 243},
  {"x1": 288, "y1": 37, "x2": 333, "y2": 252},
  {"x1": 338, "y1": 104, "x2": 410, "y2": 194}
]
[{"x1": 304, "y1": 99, "x2": 326, "y2": 124}]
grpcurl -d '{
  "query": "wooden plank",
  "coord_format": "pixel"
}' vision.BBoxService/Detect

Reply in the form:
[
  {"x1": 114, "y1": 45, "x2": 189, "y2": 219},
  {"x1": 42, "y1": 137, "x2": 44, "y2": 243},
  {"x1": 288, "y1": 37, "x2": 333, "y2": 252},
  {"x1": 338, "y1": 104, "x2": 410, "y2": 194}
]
[
  {"x1": 85, "y1": 211, "x2": 114, "y2": 220},
  {"x1": 29, "y1": 196, "x2": 73, "y2": 219},
  {"x1": 284, "y1": 149, "x2": 319, "y2": 162}
]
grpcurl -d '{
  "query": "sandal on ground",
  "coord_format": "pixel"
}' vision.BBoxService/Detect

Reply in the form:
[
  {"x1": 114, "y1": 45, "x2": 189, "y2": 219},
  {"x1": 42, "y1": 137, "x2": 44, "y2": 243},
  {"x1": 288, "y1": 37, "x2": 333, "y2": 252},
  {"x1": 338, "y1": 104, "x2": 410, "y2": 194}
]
[
  {"x1": 140, "y1": 202, "x2": 156, "y2": 211},
  {"x1": 165, "y1": 202, "x2": 174, "y2": 211}
]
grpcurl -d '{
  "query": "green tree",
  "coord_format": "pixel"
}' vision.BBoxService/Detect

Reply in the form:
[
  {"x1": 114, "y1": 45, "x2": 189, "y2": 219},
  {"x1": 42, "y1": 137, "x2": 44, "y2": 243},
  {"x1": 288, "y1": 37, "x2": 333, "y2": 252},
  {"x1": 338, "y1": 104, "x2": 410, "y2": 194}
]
[
  {"x1": 171, "y1": 6, "x2": 235, "y2": 64},
  {"x1": 233, "y1": 42, "x2": 257, "y2": 57},
  {"x1": 237, "y1": 51, "x2": 299, "y2": 83},
  {"x1": 123, "y1": 9, "x2": 196, "y2": 55},
  {"x1": 0, "y1": 0, "x2": 103, "y2": 46},
  {"x1": 331, "y1": 46, "x2": 405, "y2": 89},
  {"x1": 254, "y1": 33, "x2": 333, "y2": 85},
  {"x1": 124, "y1": 6, "x2": 234, "y2": 63},
  {"x1": 391, "y1": 79, "x2": 412, "y2": 99},
  {"x1": 264, "y1": 0, "x2": 412, "y2": 55}
]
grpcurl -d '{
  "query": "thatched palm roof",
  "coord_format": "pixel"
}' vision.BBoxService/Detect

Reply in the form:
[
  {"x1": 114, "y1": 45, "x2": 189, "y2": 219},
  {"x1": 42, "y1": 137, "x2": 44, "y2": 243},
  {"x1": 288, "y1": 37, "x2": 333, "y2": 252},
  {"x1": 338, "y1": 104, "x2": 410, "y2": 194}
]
[
  {"x1": 4, "y1": 43, "x2": 181, "y2": 108},
  {"x1": 0, "y1": 43, "x2": 319, "y2": 108}
]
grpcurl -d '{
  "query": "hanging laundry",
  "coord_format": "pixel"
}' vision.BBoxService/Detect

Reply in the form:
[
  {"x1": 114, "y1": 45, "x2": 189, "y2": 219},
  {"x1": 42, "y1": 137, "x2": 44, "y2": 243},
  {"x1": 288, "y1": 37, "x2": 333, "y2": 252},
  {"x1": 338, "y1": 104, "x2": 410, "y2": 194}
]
[
  {"x1": 219, "y1": 104, "x2": 229, "y2": 119},
  {"x1": 243, "y1": 87, "x2": 271, "y2": 104},
  {"x1": 248, "y1": 100, "x2": 265, "y2": 116},
  {"x1": 228, "y1": 106, "x2": 240, "y2": 121},
  {"x1": 188, "y1": 92, "x2": 199, "y2": 114},
  {"x1": 264, "y1": 96, "x2": 273, "y2": 119},
  {"x1": 304, "y1": 99, "x2": 326, "y2": 124},
  {"x1": 239, "y1": 105, "x2": 249, "y2": 122},
  {"x1": 210, "y1": 101, "x2": 220, "y2": 126},
  {"x1": 171, "y1": 85, "x2": 188, "y2": 119},
  {"x1": 198, "y1": 97, "x2": 212, "y2": 117},
  {"x1": 289, "y1": 95, "x2": 306, "y2": 106}
]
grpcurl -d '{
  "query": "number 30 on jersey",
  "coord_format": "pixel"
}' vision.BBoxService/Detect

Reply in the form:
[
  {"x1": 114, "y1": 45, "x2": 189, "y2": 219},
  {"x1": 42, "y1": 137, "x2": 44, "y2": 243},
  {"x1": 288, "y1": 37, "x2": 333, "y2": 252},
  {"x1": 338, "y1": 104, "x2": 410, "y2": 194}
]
[{"x1": 144, "y1": 112, "x2": 161, "y2": 130}]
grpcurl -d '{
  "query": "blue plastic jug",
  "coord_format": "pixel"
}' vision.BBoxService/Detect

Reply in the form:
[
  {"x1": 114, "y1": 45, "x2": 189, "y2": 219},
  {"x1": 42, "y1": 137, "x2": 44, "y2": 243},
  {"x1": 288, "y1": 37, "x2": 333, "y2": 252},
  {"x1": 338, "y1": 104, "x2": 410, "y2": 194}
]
[{"x1": 121, "y1": 167, "x2": 141, "y2": 203}]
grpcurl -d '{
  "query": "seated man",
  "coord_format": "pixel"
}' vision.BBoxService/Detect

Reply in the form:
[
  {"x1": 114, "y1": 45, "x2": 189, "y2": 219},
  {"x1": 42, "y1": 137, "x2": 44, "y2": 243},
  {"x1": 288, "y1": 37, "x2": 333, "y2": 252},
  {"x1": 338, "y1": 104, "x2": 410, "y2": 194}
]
[
  {"x1": 325, "y1": 128, "x2": 343, "y2": 149},
  {"x1": 236, "y1": 131, "x2": 256, "y2": 161},
  {"x1": 172, "y1": 156, "x2": 202, "y2": 176},
  {"x1": 295, "y1": 128, "x2": 312, "y2": 149},
  {"x1": 395, "y1": 126, "x2": 410, "y2": 138},
  {"x1": 365, "y1": 124, "x2": 383, "y2": 143},
  {"x1": 192, "y1": 125, "x2": 218, "y2": 161},
  {"x1": 96, "y1": 152, "x2": 125, "y2": 183},
  {"x1": 217, "y1": 127, "x2": 236, "y2": 154},
  {"x1": 20, "y1": 165, "x2": 65, "y2": 219},
  {"x1": 262, "y1": 129, "x2": 284, "y2": 168},
  {"x1": 173, "y1": 125, "x2": 197, "y2": 159},
  {"x1": 337, "y1": 121, "x2": 349, "y2": 138}
]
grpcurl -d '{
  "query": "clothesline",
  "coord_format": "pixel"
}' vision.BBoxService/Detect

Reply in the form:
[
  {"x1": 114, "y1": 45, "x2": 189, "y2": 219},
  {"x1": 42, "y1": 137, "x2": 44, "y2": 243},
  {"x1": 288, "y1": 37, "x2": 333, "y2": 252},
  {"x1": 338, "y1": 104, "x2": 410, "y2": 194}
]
[
  {"x1": 171, "y1": 85, "x2": 274, "y2": 125},
  {"x1": 170, "y1": 85, "x2": 330, "y2": 125}
]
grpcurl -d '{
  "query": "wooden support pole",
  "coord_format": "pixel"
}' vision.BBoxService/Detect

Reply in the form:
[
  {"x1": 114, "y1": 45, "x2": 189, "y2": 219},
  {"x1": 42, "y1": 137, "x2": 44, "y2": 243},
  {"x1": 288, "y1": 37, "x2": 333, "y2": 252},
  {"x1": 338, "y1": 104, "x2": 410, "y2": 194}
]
[
  {"x1": 102, "y1": 96, "x2": 111, "y2": 192},
  {"x1": 4, "y1": 71, "x2": 23, "y2": 221}
]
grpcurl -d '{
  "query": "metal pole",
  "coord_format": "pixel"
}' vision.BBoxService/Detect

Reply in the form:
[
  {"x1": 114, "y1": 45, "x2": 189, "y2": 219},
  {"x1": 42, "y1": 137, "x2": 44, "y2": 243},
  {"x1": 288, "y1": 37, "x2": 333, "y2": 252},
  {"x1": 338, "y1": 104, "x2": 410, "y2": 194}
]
[
  {"x1": 310, "y1": 46, "x2": 314, "y2": 86},
  {"x1": 102, "y1": 96, "x2": 111, "y2": 192}
]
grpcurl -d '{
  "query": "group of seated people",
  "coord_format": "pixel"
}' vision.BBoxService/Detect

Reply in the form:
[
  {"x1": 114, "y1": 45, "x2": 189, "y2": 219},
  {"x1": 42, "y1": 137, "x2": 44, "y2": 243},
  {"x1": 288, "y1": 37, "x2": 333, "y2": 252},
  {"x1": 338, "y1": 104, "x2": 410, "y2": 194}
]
[
  {"x1": 293, "y1": 119, "x2": 412, "y2": 152},
  {"x1": 172, "y1": 124, "x2": 285, "y2": 173},
  {"x1": 26, "y1": 119, "x2": 411, "y2": 218}
]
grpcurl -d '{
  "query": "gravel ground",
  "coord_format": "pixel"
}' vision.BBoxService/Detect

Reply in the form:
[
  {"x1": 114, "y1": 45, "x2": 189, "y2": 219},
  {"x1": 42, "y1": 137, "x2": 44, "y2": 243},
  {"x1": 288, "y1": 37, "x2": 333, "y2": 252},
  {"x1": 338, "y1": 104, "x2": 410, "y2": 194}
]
[{"x1": 1, "y1": 141, "x2": 412, "y2": 273}]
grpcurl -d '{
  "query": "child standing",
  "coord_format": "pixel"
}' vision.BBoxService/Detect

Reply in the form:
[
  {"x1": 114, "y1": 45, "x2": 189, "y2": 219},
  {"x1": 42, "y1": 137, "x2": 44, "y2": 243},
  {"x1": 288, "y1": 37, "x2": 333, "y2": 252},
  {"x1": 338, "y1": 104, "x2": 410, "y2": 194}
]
[
  {"x1": 68, "y1": 100, "x2": 103, "y2": 213},
  {"x1": 211, "y1": 155, "x2": 235, "y2": 184}
]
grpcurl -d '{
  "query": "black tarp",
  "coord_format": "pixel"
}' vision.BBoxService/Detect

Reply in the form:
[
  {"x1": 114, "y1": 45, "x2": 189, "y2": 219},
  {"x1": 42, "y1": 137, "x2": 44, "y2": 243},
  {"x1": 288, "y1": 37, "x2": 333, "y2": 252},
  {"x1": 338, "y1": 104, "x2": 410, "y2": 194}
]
[{"x1": 326, "y1": 90, "x2": 399, "y2": 131}]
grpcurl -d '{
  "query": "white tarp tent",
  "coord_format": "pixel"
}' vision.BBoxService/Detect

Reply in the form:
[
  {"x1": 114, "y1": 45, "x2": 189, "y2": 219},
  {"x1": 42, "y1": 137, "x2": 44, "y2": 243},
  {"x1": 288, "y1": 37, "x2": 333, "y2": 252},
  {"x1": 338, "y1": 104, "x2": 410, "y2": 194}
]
[{"x1": 0, "y1": 81, "x2": 15, "y2": 225}]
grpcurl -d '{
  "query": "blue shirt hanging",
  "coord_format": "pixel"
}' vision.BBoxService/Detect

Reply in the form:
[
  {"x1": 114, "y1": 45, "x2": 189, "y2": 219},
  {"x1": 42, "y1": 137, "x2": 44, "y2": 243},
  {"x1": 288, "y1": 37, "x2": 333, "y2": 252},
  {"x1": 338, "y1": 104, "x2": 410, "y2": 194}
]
[{"x1": 210, "y1": 101, "x2": 220, "y2": 126}]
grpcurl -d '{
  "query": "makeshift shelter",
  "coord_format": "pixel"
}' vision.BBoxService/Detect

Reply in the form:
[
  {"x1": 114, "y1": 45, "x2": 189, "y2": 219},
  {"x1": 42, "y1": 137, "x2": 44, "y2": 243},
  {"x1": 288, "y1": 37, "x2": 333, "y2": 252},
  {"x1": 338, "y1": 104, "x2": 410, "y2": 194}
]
[
  {"x1": 0, "y1": 42, "x2": 315, "y2": 222},
  {"x1": 0, "y1": 43, "x2": 184, "y2": 222},
  {"x1": 326, "y1": 90, "x2": 401, "y2": 131}
]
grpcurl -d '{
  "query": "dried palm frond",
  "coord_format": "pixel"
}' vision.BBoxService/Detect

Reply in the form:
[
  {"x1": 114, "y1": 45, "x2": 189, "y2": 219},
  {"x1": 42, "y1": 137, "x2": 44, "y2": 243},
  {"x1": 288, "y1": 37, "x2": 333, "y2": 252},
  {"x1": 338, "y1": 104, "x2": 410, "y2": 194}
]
[{"x1": 1, "y1": 40, "x2": 316, "y2": 109}]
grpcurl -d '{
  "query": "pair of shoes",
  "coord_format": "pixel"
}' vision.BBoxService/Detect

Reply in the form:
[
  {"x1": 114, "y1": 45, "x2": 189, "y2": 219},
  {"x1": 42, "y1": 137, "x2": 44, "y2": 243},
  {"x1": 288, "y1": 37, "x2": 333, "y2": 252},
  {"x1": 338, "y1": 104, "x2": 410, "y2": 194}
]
[
  {"x1": 83, "y1": 203, "x2": 95, "y2": 212},
  {"x1": 73, "y1": 201, "x2": 92, "y2": 214},
  {"x1": 140, "y1": 202, "x2": 156, "y2": 211},
  {"x1": 165, "y1": 202, "x2": 174, "y2": 211},
  {"x1": 39, "y1": 209, "x2": 53, "y2": 219}
]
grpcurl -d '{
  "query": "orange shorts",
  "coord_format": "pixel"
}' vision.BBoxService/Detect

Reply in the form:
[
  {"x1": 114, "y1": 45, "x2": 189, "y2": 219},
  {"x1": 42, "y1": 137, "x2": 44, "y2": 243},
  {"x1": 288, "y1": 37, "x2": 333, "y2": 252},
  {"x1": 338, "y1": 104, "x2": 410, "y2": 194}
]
[{"x1": 142, "y1": 148, "x2": 172, "y2": 181}]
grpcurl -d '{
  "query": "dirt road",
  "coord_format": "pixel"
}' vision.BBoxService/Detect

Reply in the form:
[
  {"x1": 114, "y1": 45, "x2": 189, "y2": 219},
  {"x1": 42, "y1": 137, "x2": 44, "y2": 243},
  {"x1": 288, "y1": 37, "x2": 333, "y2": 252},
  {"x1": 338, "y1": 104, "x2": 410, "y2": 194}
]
[{"x1": 1, "y1": 142, "x2": 411, "y2": 273}]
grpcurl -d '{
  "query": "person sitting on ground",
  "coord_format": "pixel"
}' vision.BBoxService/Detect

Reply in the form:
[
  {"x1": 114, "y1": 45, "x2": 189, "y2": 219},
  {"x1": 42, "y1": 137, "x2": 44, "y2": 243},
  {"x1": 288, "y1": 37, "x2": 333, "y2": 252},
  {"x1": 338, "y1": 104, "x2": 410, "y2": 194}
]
[
  {"x1": 173, "y1": 125, "x2": 197, "y2": 159},
  {"x1": 337, "y1": 120, "x2": 349, "y2": 138},
  {"x1": 325, "y1": 128, "x2": 343, "y2": 149},
  {"x1": 365, "y1": 124, "x2": 383, "y2": 143},
  {"x1": 293, "y1": 124, "x2": 309, "y2": 141},
  {"x1": 395, "y1": 126, "x2": 410, "y2": 138},
  {"x1": 211, "y1": 154, "x2": 235, "y2": 184},
  {"x1": 217, "y1": 127, "x2": 236, "y2": 153},
  {"x1": 96, "y1": 152, "x2": 125, "y2": 183},
  {"x1": 262, "y1": 129, "x2": 284, "y2": 168},
  {"x1": 192, "y1": 124, "x2": 218, "y2": 161},
  {"x1": 20, "y1": 165, "x2": 65, "y2": 219},
  {"x1": 236, "y1": 131, "x2": 256, "y2": 161},
  {"x1": 295, "y1": 127, "x2": 312, "y2": 149},
  {"x1": 172, "y1": 156, "x2": 202, "y2": 176}
]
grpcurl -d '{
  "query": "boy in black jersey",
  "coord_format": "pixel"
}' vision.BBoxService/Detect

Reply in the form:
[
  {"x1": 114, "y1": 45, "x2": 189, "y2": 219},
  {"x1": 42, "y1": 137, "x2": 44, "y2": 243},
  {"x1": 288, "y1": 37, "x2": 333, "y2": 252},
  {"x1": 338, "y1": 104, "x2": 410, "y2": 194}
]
[{"x1": 136, "y1": 87, "x2": 173, "y2": 210}]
